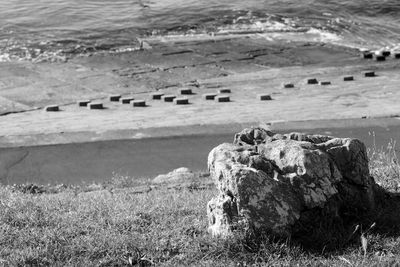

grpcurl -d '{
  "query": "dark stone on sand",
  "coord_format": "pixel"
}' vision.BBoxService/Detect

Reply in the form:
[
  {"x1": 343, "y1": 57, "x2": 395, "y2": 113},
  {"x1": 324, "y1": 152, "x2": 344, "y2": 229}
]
[
  {"x1": 216, "y1": 95, "x2": 230, "y2": 102},
  {"x1": 44, "y1": 105, "x2": 59, "y2": 112},
  {"x1": 162, "y1": 95, "x2": 177, "y2": 102},
  {"x1": 151, "y1": 92, "x2": 164, "y2": 100},
  {"x1": 375, "y1": 55, "x2": 386, "y2": 61},
  {"x1": 364, "y1": 71, "x2": 376, "y2": 77},
  {"x1": 218, "y1": 89, "x2": 231, "y2": 94},
  {"x1": 319, "y1": 81, "x2": 331, "y2": 85},
  {"x1": 307, "y1": 78, "x2": 318, "y2": 84},
  {"x1": 77, "y1": 100, "x2": 91, "y2": 107},
  {"x1": 258, "y1": 94, "x2": 272, "y2": 101},
  {"x1": 179, "y1": 88, "x2": 193, "y2": 95},
  {"x1": 203, "y1": 93, "x2": 217, "y2": 100},
  {"x1": 174, "y1": 97, "x2": 189, "y2": 105},
  {"x1": 120, "y1": 97, "x2": 134, "y2": 104},
  {"x1": 283, "y1": 83, "x2": 294, "y2": 88},
  {"x1": 131, "y1": 100, "x2": 146, "y2": 107},
  {"x1": 109, "y1": 95, "x2": 121, "y2": 102},
  {"x1": 361, "y1": 52, "x2": 373, "y2": 59},
  {"x1": 343, "y1": 76, "x2": 354, "y2": 81},
  {"x1": 88, "y1": 102, "x2": 103, "y2": 110}
]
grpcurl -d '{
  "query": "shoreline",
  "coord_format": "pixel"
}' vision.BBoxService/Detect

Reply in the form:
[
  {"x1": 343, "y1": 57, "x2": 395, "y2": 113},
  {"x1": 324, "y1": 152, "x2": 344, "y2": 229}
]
[
  {"x1": 1, "y1": 116, "x2": 400, "y2": 148},
  {"x1": 2, "y1": 34, "x2": 400, "y2": 184},
  {"x1": 2, "y1": 116, "x2": 400, "y2": 185}
]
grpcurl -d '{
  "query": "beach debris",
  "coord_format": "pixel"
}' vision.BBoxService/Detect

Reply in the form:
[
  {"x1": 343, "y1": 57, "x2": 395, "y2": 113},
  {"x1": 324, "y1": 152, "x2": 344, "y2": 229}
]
[
  {"x1": 282, "y1": 83, "x2": 295, "y2": 89},
  {"x1": 307, "y1": 78, "x2": 318, "y2": 84},
  {"x1": 207, "y1": 128, "x2": 378, "y2": 239},
  {"x1": 162, "y1": 95, "x2": 177, "y2": 102},
  {"x1": 151, "y1": 92, "x2": 164, "y2": 100},
  {"x1": 120, "y1": 97, "x2": 134, "y2": 104},
  {"x1": 380, "y1": 50, "x2": 391, "y2": 57},
  {"x1": 179, "y1": 88, "x2": 193, "y2": 95},
  {"x1": 216, "y1": 95, "x2": 230, "y2": 102},
  {"x1": 361, "y1": 52, "x2": 373, "y2": 59},
  {"x1": 109, "y1": 94, "x2": 121, "y2": 102},
  {"x1": 258, "y1": 94, "x2": 272, "y2": 101},
  {"x1": 392, "y1": 52, "x2": 400, "y2": 59},
  {"x1": 131, "y1": 100, "x2": 146, "y2": 107},
  {"x1": 319, "y1": 81, "x2": 331, "y2": 85},
  {"x1": 88, "y1": 102, "x2": 103, "y2": 110},
  {"x1": 343, "y1": 76, "x2": 354, "y2": 81},
  {"x1": 374, "y1": 50, "x2": 388, "y2": 61},
  {"x1": 364, "y1": 71, "x2": 376, "y2": 77},
  {"x1": 174, "y1": 97, "x2": 189, "y2": 105},
  {"x1": 374, "y1": 55, "x2": 386, "y2": 61},
  {"x1": 360, "y1": 49, "x2": 373, "y2": 59},
  {"x1": 77, "y1": 100, "x2": 91, "y2": 107},
  {"x1": 44, "y1": 105, "x2": 59, "y2": 112},
  {"x1": 203, "y1": 93, "x2": 217, "y2": 100},
  {"x1": 218, "y1": 89, "x2": 231, "y2": 94}
]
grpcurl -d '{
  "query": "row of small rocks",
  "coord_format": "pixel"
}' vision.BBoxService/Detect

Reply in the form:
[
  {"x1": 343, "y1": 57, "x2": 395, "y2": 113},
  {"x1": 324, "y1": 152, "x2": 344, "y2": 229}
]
[
  {"x1": 43, "y1": 88, "x2": 243, "y2": 112},
  {"x1": 360, "y1": 48, "x2": 400, "y2": 61},
  {"x1": 44, "y1": 68, "x2": 381, "y2": 112},
  {"x1": 282, "y1": 70, "x2": 378, "y2": 90}
]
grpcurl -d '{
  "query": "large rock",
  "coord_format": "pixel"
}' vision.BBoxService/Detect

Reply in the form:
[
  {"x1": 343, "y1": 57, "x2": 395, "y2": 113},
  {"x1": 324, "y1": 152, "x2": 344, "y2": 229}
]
[{"x1": 207, "y1": 127, "x2": 377, "y2": 238}]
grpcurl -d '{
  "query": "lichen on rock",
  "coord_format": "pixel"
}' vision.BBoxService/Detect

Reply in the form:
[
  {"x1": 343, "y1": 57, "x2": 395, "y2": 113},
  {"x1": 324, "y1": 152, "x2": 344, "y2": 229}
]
[{"x1": 207, "y1": 127, "x2": 378, "y2": 239}]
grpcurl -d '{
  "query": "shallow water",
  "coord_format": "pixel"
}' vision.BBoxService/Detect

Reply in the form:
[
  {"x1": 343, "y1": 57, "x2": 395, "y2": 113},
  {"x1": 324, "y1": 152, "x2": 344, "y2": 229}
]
[
  {"x1": 1, "y1": 125, "x2": 399, "y2": 185},
  {"x1": 1, "y1": 0, "x2": 400, "y2": 61}
]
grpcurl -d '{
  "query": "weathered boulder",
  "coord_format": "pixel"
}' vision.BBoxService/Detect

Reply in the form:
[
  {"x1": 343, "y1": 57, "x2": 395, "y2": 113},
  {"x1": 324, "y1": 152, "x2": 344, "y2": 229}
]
[
  {"x1": 152, "y1": 167, "x2": 196, "y2": 184},
  {"x1": 207, "y1": 127, "x2": 377, "y2": 238}
]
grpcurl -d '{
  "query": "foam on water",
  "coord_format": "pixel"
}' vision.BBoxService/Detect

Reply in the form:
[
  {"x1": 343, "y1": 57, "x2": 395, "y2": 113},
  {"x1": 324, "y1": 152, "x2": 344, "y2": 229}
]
[{"x1": 1, "y1": 0, "x2": 400, "y2": 61}]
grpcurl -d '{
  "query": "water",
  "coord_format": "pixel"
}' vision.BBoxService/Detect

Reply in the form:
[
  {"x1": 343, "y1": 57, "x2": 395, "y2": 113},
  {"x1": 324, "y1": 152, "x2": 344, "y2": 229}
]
[
  {"x1": 1, "y1": 0, "x2": 400, "y2": 62},
  {"x1": 1, "y1": 124, "x2": 399, "y2": 185}
]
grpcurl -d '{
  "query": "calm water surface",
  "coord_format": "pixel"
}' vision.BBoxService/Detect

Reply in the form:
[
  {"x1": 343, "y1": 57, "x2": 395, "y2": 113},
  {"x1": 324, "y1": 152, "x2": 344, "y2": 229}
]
[{"x1": 2, "y1": 125, "x2": 399, "y2": 185}]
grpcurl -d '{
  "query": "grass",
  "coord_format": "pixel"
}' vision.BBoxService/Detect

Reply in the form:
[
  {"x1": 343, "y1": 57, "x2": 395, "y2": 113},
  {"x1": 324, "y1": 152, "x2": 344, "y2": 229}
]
[{"x1": 1, "y1": 140, "x2": 400, "y2": 266}]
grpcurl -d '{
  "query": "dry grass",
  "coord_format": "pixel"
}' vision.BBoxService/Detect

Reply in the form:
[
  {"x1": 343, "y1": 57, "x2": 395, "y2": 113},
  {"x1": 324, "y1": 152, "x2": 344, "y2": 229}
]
[
  {"x1": 368, "y1": 132, "x2": 400, "y2": 192},
  {"x1": 1, "y1": 140, "x2": 400, "y2": 266}
]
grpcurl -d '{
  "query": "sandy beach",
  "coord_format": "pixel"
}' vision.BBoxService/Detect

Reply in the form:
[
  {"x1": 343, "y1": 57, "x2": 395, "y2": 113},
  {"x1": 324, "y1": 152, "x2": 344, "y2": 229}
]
[
  {"x1": 1, "y1": 34, "x2": 400, "y2": 184},
  {"x1": 2, "y1": 34, "x2": 400, "y2": 144}
]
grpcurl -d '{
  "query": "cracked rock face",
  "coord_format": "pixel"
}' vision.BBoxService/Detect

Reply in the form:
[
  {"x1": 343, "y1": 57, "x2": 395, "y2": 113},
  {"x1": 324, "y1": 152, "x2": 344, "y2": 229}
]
[{"x1": 207, "y1": 128, "x2": 376, "y2": 237}]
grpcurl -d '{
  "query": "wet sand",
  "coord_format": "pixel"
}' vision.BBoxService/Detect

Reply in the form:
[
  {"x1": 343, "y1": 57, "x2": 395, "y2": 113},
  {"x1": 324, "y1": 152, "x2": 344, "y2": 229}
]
[{"x1": 1, "y1": 33, "x2": 400, "y2": 184}]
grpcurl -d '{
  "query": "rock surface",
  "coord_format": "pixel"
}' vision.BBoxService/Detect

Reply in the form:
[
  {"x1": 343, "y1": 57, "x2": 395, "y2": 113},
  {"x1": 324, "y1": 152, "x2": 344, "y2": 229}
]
[
  {"x1": 207, "y1": 127, "x2": 377, "y2": 237},
  {"x1": 152, "y1": 167, "x2": 196, "y2": 184},
  {"x1": 152, "y1": 167, "x2": 214, "y2": 190}
]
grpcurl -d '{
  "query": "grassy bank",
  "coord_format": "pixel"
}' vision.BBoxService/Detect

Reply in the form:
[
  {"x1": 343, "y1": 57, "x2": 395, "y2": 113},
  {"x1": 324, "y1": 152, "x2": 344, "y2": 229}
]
[{"x1": 1, "y1": 142, "x2": 400, "y2": 266}]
